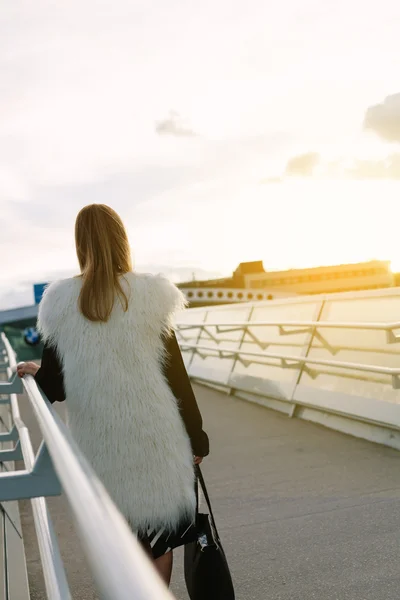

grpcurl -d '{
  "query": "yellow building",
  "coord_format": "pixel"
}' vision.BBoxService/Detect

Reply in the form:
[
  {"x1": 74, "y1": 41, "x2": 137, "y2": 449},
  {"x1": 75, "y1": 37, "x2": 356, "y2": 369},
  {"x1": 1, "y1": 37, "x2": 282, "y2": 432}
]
[{"x1": 241, "y1": 260, "x2": 395, "y2": 295}]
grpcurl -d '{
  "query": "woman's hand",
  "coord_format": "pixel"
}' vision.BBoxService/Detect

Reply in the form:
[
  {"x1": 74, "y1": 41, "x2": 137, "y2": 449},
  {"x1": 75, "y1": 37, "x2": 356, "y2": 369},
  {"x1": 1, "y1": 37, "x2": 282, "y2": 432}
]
[
  {"x1": 17, "y1": 362, "x2": 40, "y2": 378},
  {"x1": 194, "y1": 456, "x2": 203, "y2": 465}
]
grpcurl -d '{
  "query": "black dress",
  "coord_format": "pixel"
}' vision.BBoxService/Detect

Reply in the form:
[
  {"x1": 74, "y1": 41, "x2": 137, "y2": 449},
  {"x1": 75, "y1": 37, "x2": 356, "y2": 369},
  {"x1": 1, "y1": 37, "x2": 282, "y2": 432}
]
[{"x1": 34, "y1": 332, "x2": 209, "y2": 559}]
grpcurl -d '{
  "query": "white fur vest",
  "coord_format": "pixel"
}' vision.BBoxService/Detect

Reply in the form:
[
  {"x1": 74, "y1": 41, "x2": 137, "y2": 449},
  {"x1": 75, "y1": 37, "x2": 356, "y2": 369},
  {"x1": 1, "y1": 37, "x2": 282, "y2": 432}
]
[{"x1": 37, "y1": 272, "x2": 196, "y2": 533}]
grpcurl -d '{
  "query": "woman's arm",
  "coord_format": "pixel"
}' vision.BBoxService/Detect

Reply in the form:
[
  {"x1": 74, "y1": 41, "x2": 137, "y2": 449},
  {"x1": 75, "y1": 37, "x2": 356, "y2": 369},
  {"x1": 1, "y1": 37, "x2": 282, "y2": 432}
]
[
  {"x1": 34, "y1": 343, "x2": 66, "y2": 404},
  {"x1": 162, "y1": 332, "x2": 209, "y2": 457}
]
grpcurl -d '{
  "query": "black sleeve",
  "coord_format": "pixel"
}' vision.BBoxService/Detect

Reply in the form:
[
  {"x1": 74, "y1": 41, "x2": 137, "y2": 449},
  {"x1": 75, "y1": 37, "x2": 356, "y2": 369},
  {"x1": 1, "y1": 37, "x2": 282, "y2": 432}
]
[
  {"x1": 162, "y1": 332, "x2": 209, "y2": 457},
  {"x1": 34, "y1": 343, "x2": 66, "y2": 404}
]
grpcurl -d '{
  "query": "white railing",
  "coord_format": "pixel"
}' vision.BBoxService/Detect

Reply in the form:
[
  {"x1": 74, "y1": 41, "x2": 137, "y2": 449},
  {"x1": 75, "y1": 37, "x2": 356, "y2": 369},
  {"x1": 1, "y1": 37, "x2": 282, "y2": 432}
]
[
  {"x1": 177, "y1": 320, "x2": 400, "y2": 343},
  {"x1": 176, "y1": 318, "x2": 400, "y2": 389},
  {"x1": 178, "y1": 342, "x2": 400, "y2": 389},
  {"x1": 0, "y1": 334, "x2": 69, "y2": 600},
  {"x1": 0, "y1": 332, "x2": 175, "y2": 600},
  {"x1": 175, "y1": 289, "x2": 400, "y2": 447}
]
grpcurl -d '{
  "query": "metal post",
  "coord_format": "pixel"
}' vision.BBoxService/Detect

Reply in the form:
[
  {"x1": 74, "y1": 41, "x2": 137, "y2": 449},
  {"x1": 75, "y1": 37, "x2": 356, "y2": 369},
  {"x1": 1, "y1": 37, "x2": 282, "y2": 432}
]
[
  {"x1": 288, "y1": 299, "x2": 326, "y2": 417},
  {"x1": 186, "y1": 310, "x2": 209, "y2": 374},
  {"x1": 227, "y1": 306, "x2": 254, "y2": 395}
]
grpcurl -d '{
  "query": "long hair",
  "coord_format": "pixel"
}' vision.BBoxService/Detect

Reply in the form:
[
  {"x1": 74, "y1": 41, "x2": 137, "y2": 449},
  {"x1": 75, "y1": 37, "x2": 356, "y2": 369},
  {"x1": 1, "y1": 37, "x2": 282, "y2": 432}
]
[{"x1": 75, "y1": 204, "x2": 133, "y2": 322}]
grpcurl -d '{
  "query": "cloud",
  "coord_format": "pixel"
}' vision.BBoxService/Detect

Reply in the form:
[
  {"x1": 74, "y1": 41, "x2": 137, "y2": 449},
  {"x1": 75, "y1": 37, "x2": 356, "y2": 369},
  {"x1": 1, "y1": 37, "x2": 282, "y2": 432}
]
[
  {"x1": 155, "y1": 111, "x2": 198, "y2": 137},
  {"x1": 345, "y1": 154, "x2": 400, "y2": 180},
  {"x1": 364, "y1": 93, "x2": 400, "y2": 142},
  {"x1": 274, "y1": 151, "x2": 400, "y2": 181},
  {"x1": 285, "y1": 152, "x2": 320, "y2": 176}
]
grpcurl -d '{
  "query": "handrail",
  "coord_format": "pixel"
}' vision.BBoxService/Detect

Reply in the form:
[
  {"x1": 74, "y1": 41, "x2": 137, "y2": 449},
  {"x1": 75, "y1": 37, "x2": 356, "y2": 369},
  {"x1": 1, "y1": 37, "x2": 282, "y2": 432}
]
[
  {"x1": 176, "y1": 319, "x2": 400, "y2": 336},
  {"x1": 1, "y1": 332, "x2": 71, "y2": 600},
  {"x1": 179, "y1": 342, "x2": 400, "y2": 389},
  {"x1": 1, "y1": 333, "x2": 175, "y2": 599}
]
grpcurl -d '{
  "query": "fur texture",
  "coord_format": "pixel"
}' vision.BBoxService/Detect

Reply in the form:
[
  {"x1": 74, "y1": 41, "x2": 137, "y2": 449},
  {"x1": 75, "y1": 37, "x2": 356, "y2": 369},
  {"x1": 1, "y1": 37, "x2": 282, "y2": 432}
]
[{"x1": 37, "y1": 272, "x2": 196, "y2": 533}]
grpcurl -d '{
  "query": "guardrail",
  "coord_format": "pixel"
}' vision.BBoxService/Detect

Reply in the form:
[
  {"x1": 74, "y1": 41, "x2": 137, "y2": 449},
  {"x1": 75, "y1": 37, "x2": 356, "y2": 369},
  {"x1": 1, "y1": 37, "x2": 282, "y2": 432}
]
[
  {"x1": 176, "y1": 318, "x2": 400, "y2": 389},
  {"x1": 0, "y1": 332, "x2": 175, "y2": 600},
  {"x1": 178, "y1": 342, "x2": 400, "y2": 389},
  {"x1": 175, "y1": 291, "x2": 400, "y2": 449},
  {"x1": 0, "y1": 334, "x2": 68, "y2": 600},
  {"x1": 177, "y1": 320, "x2": 400, "y2": 343},
  {"x1": 0, "y1": 340, "x2": 31, "y2": 598}
]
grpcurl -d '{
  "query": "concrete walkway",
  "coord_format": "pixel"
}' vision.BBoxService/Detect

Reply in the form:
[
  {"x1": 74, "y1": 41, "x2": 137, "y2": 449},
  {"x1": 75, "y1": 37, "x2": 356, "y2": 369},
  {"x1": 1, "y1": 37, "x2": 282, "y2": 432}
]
[{"x1": 19, "y1": 385, "x2": 400, "y2": 600}]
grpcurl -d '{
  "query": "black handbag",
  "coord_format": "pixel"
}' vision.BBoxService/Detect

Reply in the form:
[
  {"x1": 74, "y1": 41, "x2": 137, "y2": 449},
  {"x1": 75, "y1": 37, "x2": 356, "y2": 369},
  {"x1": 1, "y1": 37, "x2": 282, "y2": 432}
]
[{"x1": 184, "y1": 466, "x2": 235, "y2": 600}]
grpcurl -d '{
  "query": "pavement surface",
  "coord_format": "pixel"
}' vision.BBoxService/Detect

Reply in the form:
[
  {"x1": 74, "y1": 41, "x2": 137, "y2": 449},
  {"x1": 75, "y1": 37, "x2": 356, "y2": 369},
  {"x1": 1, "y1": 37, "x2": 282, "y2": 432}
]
[{"x1": 18, "y1": 384, "x2": 400, "y2": 600}]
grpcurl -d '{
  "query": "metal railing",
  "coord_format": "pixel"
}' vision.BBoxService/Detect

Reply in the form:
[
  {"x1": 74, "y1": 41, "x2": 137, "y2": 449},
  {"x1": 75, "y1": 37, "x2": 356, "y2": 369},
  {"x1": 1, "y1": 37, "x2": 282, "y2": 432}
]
[
  {"x1": 178, "y1": 342, "x2": 400, "y2": 389},
  {"x1": 0, "y1": 334, "x2": 69, "y2": 600},
  {"x1": 176, "y1": 320, "x2": 400, "y2": 343},
  {"x1": 175, "y1": 304, "x2": 400, "y2": 435},
  {"x1": 0, "y1": 333, "x2": 174, "y2": 600},
  {"x1": 176, "y1": 318, "x2": 400, "y2": 388}
]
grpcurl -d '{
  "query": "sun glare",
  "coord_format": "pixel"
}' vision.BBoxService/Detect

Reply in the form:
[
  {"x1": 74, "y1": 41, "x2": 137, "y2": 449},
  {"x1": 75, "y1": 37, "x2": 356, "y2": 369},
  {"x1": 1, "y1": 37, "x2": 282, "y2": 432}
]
[{"x1": 390, "y1": 260, "x2": 400, "y2": 274}]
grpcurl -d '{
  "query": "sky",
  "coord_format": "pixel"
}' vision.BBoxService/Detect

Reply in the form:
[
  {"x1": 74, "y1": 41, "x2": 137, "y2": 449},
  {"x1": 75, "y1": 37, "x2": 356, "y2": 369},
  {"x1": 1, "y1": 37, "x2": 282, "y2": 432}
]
[{"x1": 1, "y1": 0, "x2": 400, "y2": 309}]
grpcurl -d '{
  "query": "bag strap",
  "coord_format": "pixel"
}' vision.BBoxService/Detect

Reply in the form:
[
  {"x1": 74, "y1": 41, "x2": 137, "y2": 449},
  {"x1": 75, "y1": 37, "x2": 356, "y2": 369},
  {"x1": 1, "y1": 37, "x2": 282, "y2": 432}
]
[{"x1": 195, "y1": 465, "x2": 220, "y2": 539}]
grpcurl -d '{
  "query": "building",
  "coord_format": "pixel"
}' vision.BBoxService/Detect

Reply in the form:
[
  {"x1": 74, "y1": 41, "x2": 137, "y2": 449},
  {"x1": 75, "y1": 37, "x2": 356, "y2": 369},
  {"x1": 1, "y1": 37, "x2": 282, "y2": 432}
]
[
  {"x1": 178, "y1": 259, "x2": 396, "y2": 303},
  {"x1": 178, "y1": 286, "x2": 293, "y2": 307},
  {"x1": 243, "y1": 260, "x2": 395, "y2": 295},
  {"x1": 178, "y1": 261, "x2": 293, "y2": 306}
]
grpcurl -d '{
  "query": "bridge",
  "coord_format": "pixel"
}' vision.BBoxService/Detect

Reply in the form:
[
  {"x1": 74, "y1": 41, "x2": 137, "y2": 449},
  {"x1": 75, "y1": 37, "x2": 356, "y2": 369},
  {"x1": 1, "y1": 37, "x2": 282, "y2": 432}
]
[{"x1": 1, "y1": 286, "x2": 400, "y2": 599}]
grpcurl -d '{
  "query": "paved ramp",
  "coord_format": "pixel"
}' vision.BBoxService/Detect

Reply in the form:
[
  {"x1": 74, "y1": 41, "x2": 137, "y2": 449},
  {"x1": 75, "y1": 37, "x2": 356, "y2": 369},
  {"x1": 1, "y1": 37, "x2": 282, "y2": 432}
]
[{"x1": 19, "y1": 385, "x2": 400, "y2": 600}]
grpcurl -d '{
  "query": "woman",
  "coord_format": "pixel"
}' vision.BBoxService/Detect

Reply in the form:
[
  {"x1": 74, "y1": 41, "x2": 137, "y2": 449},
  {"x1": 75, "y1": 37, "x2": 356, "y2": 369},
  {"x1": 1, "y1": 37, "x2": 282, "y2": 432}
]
[{"x1": 17, "y1": 203, "x2": 209, "y2": 585}]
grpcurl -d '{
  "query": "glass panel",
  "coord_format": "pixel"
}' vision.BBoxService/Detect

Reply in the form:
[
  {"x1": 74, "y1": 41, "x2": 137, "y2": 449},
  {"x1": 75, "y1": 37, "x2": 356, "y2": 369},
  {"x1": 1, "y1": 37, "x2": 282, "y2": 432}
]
[{"x1": 299, "y1": 292, "x2": 400, "y2": 403}]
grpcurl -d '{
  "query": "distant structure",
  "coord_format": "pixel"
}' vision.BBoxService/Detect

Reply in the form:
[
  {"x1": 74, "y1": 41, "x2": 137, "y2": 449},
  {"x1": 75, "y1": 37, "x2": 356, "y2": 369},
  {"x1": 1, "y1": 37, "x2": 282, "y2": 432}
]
[
  {"x1": 178, "y1": 286, "x2": 292, "y2": 307},
  {"x1": 178, "y1": 261, "x2": 292, "y2": 307},
  {"x1": 243, "y1": 260, "x2": 395, "y2": 295},
  {"x1": 178, "y1": 259, "x2": 396, "y2": 306}
]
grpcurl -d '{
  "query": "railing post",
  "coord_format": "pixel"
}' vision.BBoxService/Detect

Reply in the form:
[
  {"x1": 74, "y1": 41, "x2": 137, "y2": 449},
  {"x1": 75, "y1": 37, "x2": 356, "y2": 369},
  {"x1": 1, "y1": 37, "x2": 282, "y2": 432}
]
[
  {"x1": 288, "y1": 298, "x2": 326, "y2": 417},
  {"x1": 186, "y1": 310, "x2": 209, "y2": 374},
  {"x1": 227, "y1": 306, "x2": 254, "y2": 395}
]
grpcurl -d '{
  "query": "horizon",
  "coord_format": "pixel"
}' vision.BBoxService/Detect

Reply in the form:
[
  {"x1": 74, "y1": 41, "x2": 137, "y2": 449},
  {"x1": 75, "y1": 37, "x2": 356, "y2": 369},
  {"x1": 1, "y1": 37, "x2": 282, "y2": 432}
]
[{"x1": 1, "y1": 255, "x2": 399, "y2": 313}]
